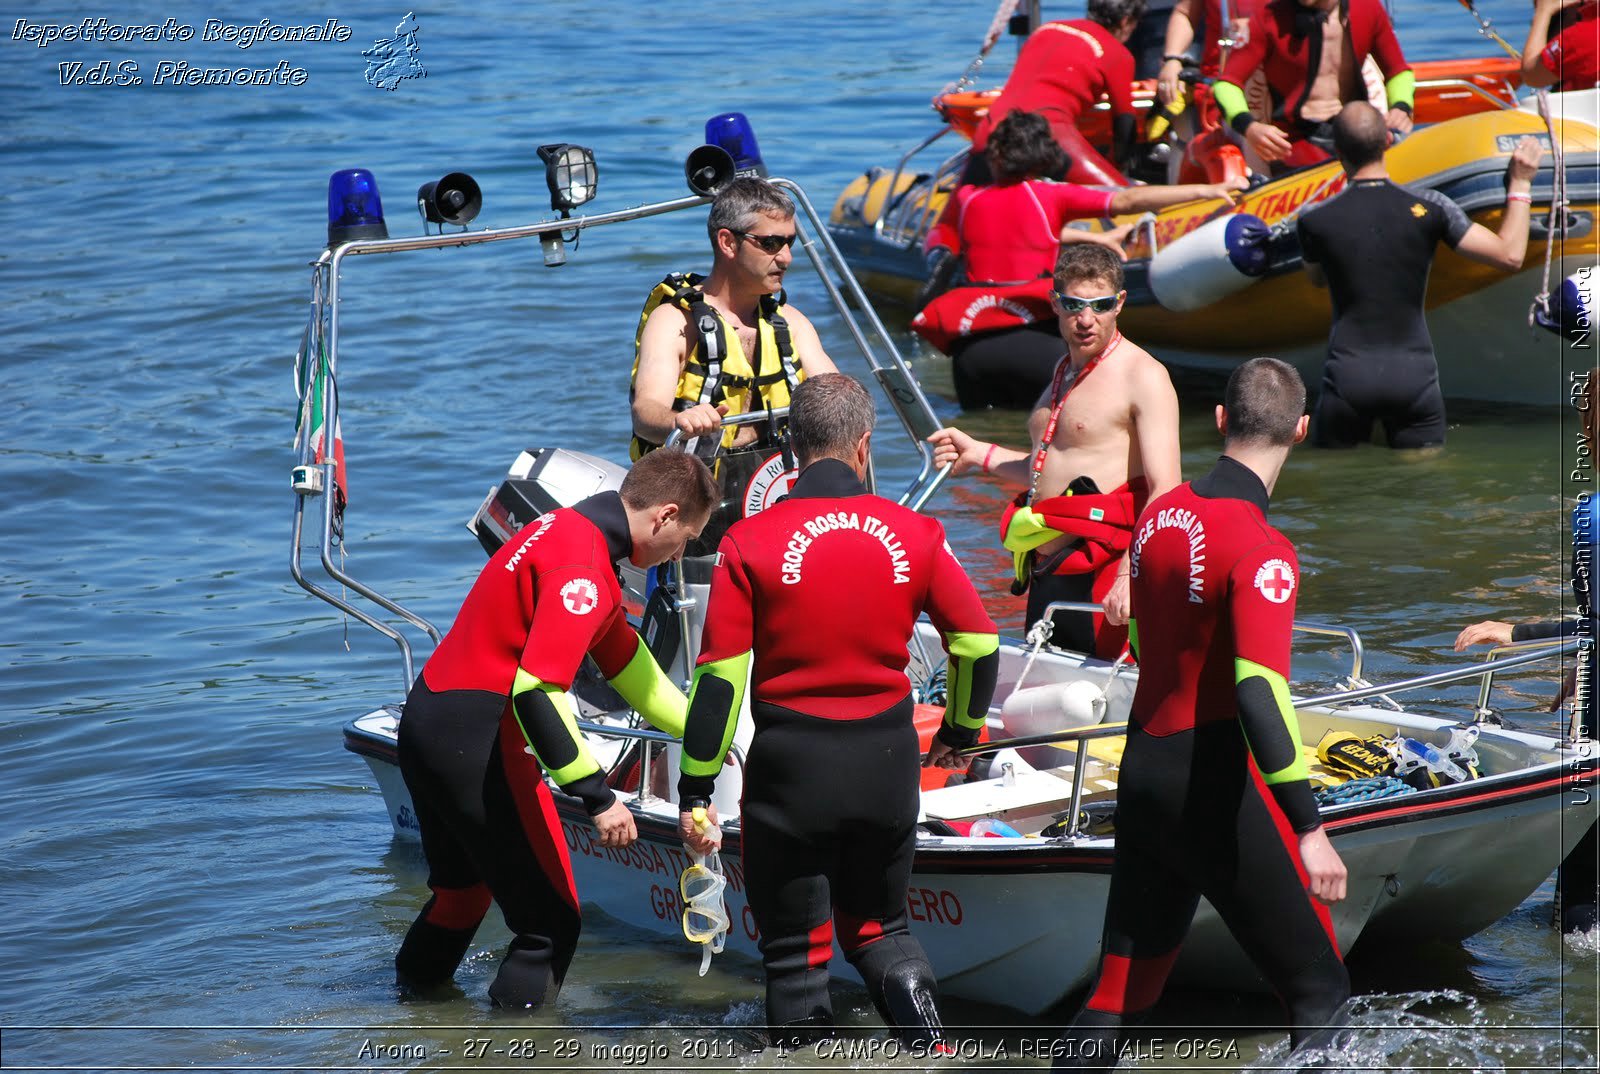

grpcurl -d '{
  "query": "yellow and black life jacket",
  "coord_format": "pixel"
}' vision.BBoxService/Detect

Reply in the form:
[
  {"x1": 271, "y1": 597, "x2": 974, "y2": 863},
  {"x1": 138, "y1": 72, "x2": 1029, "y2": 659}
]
[{"x1": 629, "y1": 272, "x2": 804, "y2": 460}]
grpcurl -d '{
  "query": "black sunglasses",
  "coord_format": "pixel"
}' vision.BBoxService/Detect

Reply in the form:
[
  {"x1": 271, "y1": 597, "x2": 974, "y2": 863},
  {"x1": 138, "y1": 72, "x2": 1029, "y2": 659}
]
[{"x1": 732, "y1": 229, "x2": 798, "y2": 254}]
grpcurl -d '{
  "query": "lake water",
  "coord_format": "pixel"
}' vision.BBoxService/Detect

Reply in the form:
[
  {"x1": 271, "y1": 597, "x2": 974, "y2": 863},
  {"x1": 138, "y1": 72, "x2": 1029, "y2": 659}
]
[{"x1": 1, "y1": 1, "x2": 1595, "y2": 1070}]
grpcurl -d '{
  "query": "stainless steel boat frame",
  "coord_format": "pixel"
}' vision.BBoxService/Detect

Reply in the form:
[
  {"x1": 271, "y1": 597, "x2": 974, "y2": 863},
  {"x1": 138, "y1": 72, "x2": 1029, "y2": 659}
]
[{"x1": 291, "y1": 177, "x2": 951, "y2": 693}]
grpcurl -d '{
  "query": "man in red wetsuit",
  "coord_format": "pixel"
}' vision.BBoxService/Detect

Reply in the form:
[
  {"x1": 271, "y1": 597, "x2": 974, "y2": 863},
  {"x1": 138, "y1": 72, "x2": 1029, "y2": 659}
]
[
  {"x1": 1052, "y1": 358, "x2": 1350, "y2": 1071},
  {"x1": 1214, "y1": 0, "x2": 1414, "y2": 171},
  {"x1": 1522, "y1": 0, "x2": 1600, "y2": 91},
  {"x1": 971, "y1": 0, "x2": 1149, "y2": 184},
  {"x1": 394, "y1": 448, "x2": 718, "y2": 1009},
  {"x1": 677, "y1": 373, "x2": 998, "y2": 1047}
]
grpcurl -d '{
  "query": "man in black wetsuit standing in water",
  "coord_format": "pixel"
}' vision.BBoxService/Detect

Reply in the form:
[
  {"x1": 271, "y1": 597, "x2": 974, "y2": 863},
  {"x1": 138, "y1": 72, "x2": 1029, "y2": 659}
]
[{"x1": 1297, "y1": 102, "x2": 1542, "y2": 449}]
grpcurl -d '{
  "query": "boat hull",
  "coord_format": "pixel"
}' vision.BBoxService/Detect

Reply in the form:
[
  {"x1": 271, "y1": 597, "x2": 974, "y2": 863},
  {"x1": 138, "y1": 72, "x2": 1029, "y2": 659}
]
[{"x1": 343, "y1": 633, "x2": 1599, "y2": 1012}]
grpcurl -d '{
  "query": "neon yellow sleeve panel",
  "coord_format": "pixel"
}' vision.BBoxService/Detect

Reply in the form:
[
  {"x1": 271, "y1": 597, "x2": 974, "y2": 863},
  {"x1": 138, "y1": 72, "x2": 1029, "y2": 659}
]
[
  {"x1": 1128, "y1": 618, "x2": 1140, "y2": 661},
  {"x1": 679, "y1": 650, "x2": 750, "y2": 779},
  {"x1": 608, "y1": 635, "x2": 687, "y2": 738},
  {"x1": 1001, "y1": 506, "x2": 1065, "y2": 554},
  {"x1": 1233, "y1": 657, "x2": 1309, "y2": 786},
  {"x1": 510, "y1": 668, "x2": 600, "y2": 786},
  {"x1": 1384, "y1": 69, "x2": 1416, "y2": 108},
  {"x1": 1211, "y1": 80, "x2": 1249, "y2": 122},
  {"x1": 944, "y1": 630, "x2": 999, "y2": 732}
]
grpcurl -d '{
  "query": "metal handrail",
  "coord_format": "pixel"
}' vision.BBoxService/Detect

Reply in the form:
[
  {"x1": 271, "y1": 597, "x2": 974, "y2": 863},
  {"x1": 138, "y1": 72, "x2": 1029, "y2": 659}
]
[
  {"x1": 953, "y1": 721, "x2": 1129, "y2": 840},
  {"x1": 290, "y1": 493, "x2": 417, "y2": 692},
  {"x1": 874, "y1": 128, "x2": 952, "y2": 242},
  {"x1": 1026, "y1": 602, "x2": 1367, "y2": 686},
  {"x1": 944, "y1": 639, "x2": 1577, "y2": 840},
  {"x1": 1477, "y1": 633, "x2": 1587, "y2": 712},
  {"x1": 1293, "y1": 620, "x2": 1365, "y2": 684},
  {"x1": 1295, "y1": 639, "x2": 1577, "y2": 711},
  {"x1": 575, "y1": 720, "x2": 748, "y2": 810},
  {"x1": 660, "y1": 407, "x2": 790, "y2": 453},
  {"x1": 296, "y1": 175, "x2": 947, "y2": 681},
  {"x1": 774, "y1": 178, "x2": 949, "y2": 506}
]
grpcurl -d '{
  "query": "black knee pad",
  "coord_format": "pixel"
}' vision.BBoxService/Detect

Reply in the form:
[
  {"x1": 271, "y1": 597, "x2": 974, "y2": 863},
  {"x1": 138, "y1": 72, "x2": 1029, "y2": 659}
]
[
  {"x1": 395, "y1": 919, "x2": 477, "y2": 993},
  {"x1": 487, "y1": 935, "x2": 559, "y2": 1010},
  {"x1": 850, "y1": 937, "x2": 946, "y2": 1047}
]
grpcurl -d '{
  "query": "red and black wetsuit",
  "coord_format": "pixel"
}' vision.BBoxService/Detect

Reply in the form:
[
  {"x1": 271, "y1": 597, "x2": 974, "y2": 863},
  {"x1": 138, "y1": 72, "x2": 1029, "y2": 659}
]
[
  {"x1": 1542, "y1": 4, "x2": 1600, "y2": 91},
  {"x1": 397, "y1": 492, "x2": 685, "y2": 1008},
  {"x1": 975, "y1": 18, "x2": 1138, "y2": 183},
  {"x1": 678, "y1": 459, "x2": 998, "y2": 1040},
  {"x1": 1054, "y1": 457, "x2": 1348, "y2": 1071},
  {"x1": 1296, "y1": 179, "x2": 1472, "y2": 448},
  {"x1": 1216, "y1": 0, "x2": 1411, "y2": 167}
]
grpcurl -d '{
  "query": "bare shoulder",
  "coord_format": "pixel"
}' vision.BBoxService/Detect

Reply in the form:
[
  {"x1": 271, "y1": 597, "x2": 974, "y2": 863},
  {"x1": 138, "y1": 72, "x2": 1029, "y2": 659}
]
[
  {"x1": 779, "y1": 302, "x2": 816, "y2": 330},
  {"x1": 1121, "y1": 341, "x2": 1175, "y2": 389}
]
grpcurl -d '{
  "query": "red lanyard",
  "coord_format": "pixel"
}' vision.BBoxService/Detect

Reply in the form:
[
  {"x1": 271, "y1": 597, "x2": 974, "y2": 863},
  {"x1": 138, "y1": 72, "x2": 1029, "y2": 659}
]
[{"x1": 1028, "y1": 332, "x2": 1121, "y2": 502}]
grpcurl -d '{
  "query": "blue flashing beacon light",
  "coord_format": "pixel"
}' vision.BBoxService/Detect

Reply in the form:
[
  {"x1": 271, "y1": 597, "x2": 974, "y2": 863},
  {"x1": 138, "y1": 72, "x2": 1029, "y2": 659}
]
[
  {"x1": 704, "y1": 113, "x2": 766, "y2": 179},
  {"x1": 327, "y1": 168, "x2": 389, "y2": 247}
]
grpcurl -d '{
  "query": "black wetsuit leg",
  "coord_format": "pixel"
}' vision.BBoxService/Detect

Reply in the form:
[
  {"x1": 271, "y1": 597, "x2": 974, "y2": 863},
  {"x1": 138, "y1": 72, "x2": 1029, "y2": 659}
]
[
  {"x1": 396, "y1": 677, "x2": 583, "y2": 1009},
  {"x1": 1054, "y1": 724, "x2": 1349, "y2": 1071},
  {"x1": 741, "y1": 697, "x2": 941, "y2": 1043},
  {"x1": 951, "y1": 323, "x2": 1066, "y2": 410},
  {"x1": 1314, "y1": 356, "x2": 1445, "y2": 450}
]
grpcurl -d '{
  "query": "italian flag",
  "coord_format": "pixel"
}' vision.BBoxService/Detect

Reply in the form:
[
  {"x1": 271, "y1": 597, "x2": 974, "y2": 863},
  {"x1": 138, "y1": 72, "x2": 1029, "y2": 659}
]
[{"x1": 295, "y1": 337, "x2": 348, "y2": 514}]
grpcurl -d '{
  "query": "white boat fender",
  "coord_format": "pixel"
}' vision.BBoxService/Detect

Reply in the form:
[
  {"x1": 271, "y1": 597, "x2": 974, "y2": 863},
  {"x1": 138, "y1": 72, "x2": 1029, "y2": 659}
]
[
  {"x1": 1148, "y1": 212, "x2": 1271, "y2": 312},
  {"x1": 999, "y1": 679, "x2": 1106, "y2": 738},
  {"x1": 1535, "y1": 267, "x2": 1595, "y2": 340}
]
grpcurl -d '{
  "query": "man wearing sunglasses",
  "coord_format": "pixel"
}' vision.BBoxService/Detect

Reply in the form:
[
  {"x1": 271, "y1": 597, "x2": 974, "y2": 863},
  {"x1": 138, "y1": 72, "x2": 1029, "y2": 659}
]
[
  {"x1": 928, "y1": 244, "x2": 1182, "y2": 659},
  {"x1": 631, "y1": 177, "x2": 836, "y2": 461}
]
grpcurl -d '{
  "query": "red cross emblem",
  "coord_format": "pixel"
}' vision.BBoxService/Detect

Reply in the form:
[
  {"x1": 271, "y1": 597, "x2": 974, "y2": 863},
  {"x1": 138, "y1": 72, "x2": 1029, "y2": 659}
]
[
  {"x1": 560, "y1": 577, "x2": 600, "y2": 616},
  {"x1": 1253, "y1": 558, "x2": 1296, "y2": 604}
]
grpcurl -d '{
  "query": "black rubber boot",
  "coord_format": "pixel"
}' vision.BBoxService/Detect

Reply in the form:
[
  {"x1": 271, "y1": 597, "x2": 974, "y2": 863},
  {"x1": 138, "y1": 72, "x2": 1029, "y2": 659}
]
[
  {"x1": 851, "y1": 936, "x2": 950, "y2": 1051},
  {"x1": 769, "y1": 1014, "x2": 835, "y2": 1053},
  {"x1": 486, "y1": 935, "x2": 559, "y2": 1010}
]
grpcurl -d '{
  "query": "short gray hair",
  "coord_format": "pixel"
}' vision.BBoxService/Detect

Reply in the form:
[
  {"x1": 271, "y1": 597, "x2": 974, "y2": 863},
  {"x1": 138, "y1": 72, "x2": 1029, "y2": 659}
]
[
  {"x1": 789, "y1": 373, "x2": 875, "y2": 464},
  {"x1": 706, "y1": 177, "x2": 795, "y2": 250}
]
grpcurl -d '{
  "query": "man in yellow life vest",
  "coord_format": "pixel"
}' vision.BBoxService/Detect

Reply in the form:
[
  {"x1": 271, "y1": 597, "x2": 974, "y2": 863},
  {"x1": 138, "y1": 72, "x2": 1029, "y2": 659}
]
[{"x1": 631, "y1": 178, "x2": 837, "y2": 460}]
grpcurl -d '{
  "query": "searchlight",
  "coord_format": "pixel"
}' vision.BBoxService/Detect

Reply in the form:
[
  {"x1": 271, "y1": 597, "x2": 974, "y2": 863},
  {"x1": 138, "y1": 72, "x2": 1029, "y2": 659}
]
[
  {"x1": 537, "y1": 143, "x2": 598, "y2": 216},
  {"x1": 327, "y1": 169, "x2": 388, "y2": 247}
]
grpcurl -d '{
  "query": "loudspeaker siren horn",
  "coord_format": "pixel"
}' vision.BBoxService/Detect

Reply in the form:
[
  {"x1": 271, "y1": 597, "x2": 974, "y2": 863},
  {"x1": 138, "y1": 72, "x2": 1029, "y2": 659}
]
[
  {"x1": 684, "y1": 144, "x2": 736, "y2": 197},
  {"x1": 417, "y1": 171, "x2": 482, "y2": 226}
]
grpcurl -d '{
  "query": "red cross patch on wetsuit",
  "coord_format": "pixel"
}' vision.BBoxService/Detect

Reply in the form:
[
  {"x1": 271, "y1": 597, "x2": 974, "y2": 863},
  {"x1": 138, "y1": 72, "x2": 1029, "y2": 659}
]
[{"x1": 422, "y1": 504, "x2": 637, "y2": 694}]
